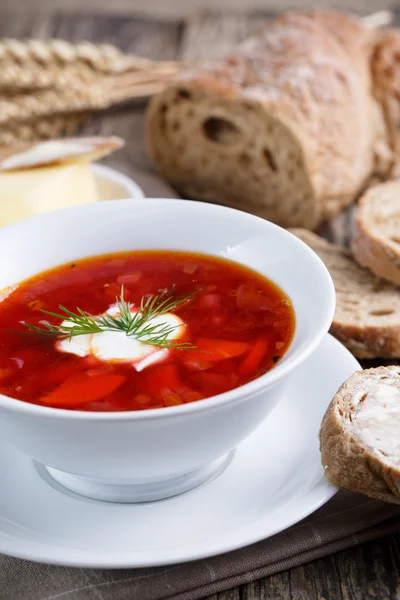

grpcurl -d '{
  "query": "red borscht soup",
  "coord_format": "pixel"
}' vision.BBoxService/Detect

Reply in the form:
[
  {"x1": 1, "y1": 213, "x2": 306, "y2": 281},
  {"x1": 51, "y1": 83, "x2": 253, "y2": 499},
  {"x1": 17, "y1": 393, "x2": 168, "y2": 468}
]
[{"x1": 0, "y1": 251, "x2": 295, "y2": 411}]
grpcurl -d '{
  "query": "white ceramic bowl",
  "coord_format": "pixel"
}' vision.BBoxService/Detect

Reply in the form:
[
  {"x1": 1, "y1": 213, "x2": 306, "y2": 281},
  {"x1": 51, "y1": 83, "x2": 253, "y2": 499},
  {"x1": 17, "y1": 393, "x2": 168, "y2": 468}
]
[{"x1": 0, "y1": 200, "x2": 335, "y2": 502}]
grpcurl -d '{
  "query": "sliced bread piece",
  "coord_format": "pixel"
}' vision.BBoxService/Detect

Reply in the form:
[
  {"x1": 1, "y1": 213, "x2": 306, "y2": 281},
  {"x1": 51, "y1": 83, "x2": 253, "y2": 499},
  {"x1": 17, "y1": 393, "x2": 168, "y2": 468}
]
[
  {"x1": 146, "y1": 11, "x2": 375, "y2": 230},
  {"x1": 290, "y1": 229, "x2": 400, "y2": 358},
  {"x1": 320, "y1": 366, "x2": 400, "y2": 504},
  {"x1": 352, "y1": 181, "x2": 400, "y2": 285}
]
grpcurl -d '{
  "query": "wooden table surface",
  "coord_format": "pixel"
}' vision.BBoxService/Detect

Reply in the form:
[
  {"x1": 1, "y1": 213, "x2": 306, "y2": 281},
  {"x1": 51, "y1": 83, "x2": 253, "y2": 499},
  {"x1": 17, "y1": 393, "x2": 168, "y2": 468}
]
[
  {"x1": 6, "y1": 0, "x2": 396, "y2": 19},
  {"x1": 1, "y1": 5, "x2": 400, "y2": 599}
]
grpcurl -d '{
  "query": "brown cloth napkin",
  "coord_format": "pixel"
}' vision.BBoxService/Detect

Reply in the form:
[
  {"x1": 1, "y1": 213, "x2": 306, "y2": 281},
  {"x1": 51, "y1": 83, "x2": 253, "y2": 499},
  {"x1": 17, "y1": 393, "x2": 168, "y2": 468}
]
[{"x1": 1, "y1": 170, "x2": 400, "y2": 600}]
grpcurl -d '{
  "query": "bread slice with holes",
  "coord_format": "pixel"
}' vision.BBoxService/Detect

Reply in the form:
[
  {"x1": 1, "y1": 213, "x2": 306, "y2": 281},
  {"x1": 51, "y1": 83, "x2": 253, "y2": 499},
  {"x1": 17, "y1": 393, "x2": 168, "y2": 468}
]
[
  {"x1": 320, "y1": 366, "x2": 400, "y2": 504},
  {"x1": 146, "y1": 11, "x2": 376, "y2": 230},
  {"x1": 352, "y1": 181, "x2": 400, "y2": 286},
  {"x1": 290, "y1": 229, "x2": 400, "y2": 358}
]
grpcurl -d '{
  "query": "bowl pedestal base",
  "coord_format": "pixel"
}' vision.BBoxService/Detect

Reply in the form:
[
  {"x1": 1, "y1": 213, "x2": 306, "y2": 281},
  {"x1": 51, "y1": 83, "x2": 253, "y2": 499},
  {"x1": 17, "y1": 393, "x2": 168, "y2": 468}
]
[{"x1": 43, "y1": 451, "x2": 234, "y2": 503}]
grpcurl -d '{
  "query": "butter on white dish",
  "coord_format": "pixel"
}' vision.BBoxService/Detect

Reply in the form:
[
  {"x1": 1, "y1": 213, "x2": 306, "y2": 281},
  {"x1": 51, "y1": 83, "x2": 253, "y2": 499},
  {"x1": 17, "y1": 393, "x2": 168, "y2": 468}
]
[
  {"x1": 57, "y1": 302, "x2": 185, "y2": 372},
  {"x1": 0, "y1": 136, "x2": 124, "y2": 227},
  {"x1": 91, "y1": 164, "x2": 145, "y2": 201}
]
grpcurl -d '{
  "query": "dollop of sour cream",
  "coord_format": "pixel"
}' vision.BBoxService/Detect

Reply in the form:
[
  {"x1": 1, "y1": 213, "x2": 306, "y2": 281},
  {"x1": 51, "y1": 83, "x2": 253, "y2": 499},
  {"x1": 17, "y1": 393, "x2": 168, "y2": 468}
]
[{"x1": 56, "y1": 303, "x2": 185, "y2": 372}]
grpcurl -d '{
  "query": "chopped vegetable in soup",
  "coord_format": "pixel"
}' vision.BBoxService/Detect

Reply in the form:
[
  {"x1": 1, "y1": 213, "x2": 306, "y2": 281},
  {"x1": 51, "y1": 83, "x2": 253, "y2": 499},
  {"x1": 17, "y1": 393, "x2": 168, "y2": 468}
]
[{"x1": 0, "y1": 251, "x2": 295, "y2": 411}]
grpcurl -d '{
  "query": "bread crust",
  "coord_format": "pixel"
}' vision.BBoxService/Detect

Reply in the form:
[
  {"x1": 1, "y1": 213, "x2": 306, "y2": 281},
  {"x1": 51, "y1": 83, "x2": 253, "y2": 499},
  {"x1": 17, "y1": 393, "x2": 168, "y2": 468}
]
[
  {"x1": 370, "y1": 28, "x2": 400, "y2": 176},
  {"x1": 320, "y1": 366, "x2": 400, "y2": 504},
  {"x1": 352, "y1": 181, "x2": 400, "y2": 286},
  {"x1": 291, "y1": 228, "x2": 400, "y2": 359},
  {"x1": 146, "y1": 11, "x2": 376, "y2": 229}
]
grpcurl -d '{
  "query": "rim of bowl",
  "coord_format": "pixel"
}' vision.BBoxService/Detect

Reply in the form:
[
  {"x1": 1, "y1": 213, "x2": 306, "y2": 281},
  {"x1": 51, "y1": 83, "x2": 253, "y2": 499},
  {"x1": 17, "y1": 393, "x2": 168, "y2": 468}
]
[
  {"x1": 0, "y1": 198, "x2": 336, "y2": 421},
  {"x1": 91, "y1": 163, "x2": 145, "y2": 199}
]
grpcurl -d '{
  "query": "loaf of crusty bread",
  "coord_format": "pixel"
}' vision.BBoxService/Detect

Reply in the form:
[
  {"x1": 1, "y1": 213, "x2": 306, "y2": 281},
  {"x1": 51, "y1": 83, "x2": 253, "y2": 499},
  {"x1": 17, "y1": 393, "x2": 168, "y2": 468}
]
[
  {"x1": 146, "y1": 11, "x2": 379, "y2": 229},
  {"x1": 320, "y1": 366, "x2": 400, "y2": 504},
  {"x1": 370, "y1": 28, "x2": 400, "y2": 178},
  {"x1": 291, "y1": 229, "x2": 400, "y2": 358},
  {"x1": 352, "y1": 181, "x2": 400, "y2": 285}
]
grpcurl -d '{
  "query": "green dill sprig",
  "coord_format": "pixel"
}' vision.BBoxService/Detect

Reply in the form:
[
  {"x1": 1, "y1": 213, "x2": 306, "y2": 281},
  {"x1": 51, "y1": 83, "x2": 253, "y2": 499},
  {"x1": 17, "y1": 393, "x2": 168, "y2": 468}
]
[{"x1": 22, "y1": 287, "x2": 195, "y2": 350}]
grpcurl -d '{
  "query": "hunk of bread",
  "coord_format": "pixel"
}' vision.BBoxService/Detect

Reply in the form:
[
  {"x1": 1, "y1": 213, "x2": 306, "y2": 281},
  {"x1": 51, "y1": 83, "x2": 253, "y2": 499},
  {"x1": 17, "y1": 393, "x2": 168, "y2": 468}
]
[
  {"x1": 146, "y1": 11, "x2": 376, "y2": 230},
  {"x1": 290, "y1": 229, "x2": 400, "y2": 358},
  {"x1": 320, "y1": 366, "x2": 400, "y2": 504},
  {"x1": 370, "y1": 28, "x2": 400, "y2": 177},
  {"x1": 352, "y1": 181, "x2": 400, "y2": 286}
]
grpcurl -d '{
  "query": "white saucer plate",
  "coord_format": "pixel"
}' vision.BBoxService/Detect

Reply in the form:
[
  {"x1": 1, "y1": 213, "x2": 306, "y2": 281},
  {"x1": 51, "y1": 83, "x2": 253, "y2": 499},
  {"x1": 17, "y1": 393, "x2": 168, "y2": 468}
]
[{"x1": 0, "y1": 334, "x2": 359, "y2": 568}]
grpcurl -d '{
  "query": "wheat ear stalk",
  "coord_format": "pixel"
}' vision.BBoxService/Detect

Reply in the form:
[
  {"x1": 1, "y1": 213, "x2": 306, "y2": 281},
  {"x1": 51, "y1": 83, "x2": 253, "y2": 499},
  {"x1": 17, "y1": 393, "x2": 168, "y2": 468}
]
[
  {"x1": 0, "y1": 38, "x2": 182, "y2": 92},
  {"x1": 0, "y1": 112, "x2": 90, "y2": 144}
]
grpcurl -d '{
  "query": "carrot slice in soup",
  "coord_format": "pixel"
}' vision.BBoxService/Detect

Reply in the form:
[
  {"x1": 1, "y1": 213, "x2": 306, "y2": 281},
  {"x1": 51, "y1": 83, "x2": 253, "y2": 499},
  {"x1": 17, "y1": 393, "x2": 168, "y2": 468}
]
[
  {"x1": 188, "y1": 338, "x2": 249, "y2": 361},
  {"x1": 142, "y1": 364, "x2": 183, "y2": 397},
  {"x1": 40, "y1": 373, "x2": 126, "y2": 408},
  {"x1": 238, "y1": 338, "x2": 268, "y2": 377},
  {"x1": 154, "y1": 364, "x2": 181, "y2": 390}
]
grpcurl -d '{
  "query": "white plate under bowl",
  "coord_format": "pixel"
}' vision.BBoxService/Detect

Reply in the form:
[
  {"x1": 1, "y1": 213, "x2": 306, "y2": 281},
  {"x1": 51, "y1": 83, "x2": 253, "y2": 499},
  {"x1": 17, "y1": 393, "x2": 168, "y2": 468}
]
[
  {"x1": 91, "y1": 164, "x2": 145, "y2": 201},
  {"x1": 0, "y1": 334, "x2": 359, "y2": 568}
]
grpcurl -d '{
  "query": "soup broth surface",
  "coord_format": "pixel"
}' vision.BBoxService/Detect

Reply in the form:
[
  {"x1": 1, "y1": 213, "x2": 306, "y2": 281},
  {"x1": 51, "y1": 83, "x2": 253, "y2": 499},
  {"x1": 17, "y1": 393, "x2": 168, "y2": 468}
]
[{"x1": 0, "y1": 251, "x2": 295, "y2": 411}]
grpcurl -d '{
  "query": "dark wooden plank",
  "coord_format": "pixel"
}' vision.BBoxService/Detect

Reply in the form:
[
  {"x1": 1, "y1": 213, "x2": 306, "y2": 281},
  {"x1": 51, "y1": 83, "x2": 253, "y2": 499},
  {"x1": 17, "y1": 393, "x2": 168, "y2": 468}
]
[
  {"x1": 287, "y1": 558, "x2": 345, "y2": 600},
  {"x1": 0, "y1": 8, "x2": 55, "y2": 38},
  {"x1": 333, "y1": 534, "x2": 400, "y2": 600},
  {"x1": 209, "y1": 535, "x2": 400, "y2": 600},
  {"x1": 208, "y1": 589, "x2": 242, "y2": 600},
  {"x1": 50, "y1": 12, "x2": 181, "y2": 60},
  {"x1": 239, "y1": 571, "x2": 292, "y2": 599},
  {"x1": 2, "y1": 0, "x2": 397, "y2": 19},
  {"x1": 180, "y1": 11, "x2": 266, "y2": 61}
]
